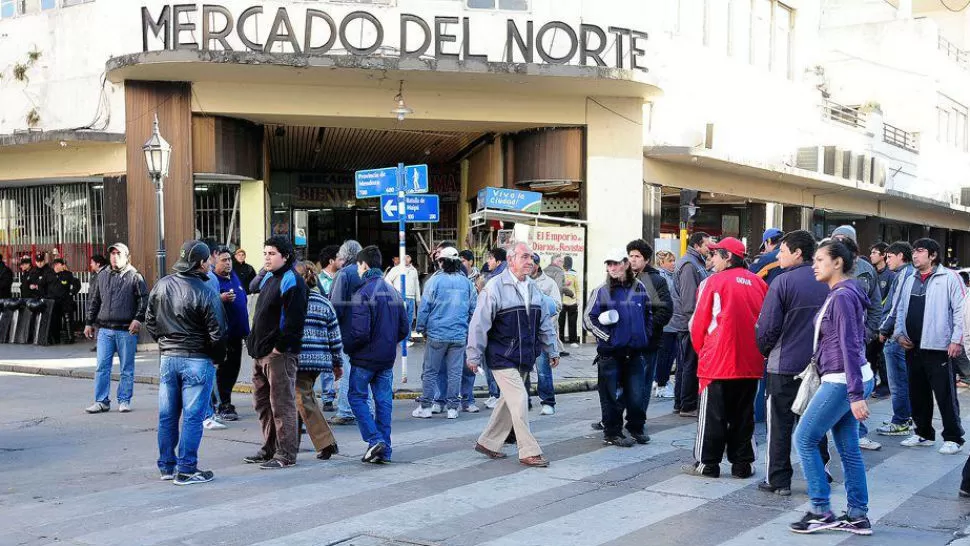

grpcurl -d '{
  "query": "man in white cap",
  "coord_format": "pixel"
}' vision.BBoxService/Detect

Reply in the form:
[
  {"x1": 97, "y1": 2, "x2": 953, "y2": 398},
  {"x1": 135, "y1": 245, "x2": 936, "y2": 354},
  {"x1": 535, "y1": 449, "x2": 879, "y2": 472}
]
[
  {"x1": 585, "y1": 249, "x2": 654, "y2": 447},
  {"x1": 83, "y1": 243, "x2": 149, "y2": 414}
]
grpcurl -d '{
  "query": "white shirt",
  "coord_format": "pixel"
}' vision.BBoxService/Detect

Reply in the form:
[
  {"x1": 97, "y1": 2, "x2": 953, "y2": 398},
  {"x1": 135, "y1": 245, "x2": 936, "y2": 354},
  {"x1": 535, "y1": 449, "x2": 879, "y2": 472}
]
[
  {"x1": 515, "y1": 277, "x2": 531, "y2": 313},
  {"x1": 384, "y1": 264, "x2": 421, "y2": 302}
]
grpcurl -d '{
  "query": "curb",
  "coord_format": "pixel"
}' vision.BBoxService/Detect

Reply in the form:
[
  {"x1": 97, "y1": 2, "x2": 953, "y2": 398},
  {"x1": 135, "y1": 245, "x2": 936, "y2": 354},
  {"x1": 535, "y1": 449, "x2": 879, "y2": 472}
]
[{"x1": 0, "y1": 364, "x2": 598, "y2": 399}]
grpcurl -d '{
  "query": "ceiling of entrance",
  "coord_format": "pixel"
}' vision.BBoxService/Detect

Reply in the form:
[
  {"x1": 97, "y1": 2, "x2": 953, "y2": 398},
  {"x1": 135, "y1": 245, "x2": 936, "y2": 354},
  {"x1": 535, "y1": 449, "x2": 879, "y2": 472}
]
[{"x1": 266, "y1": 125, "x2": 486, "y2": 171}]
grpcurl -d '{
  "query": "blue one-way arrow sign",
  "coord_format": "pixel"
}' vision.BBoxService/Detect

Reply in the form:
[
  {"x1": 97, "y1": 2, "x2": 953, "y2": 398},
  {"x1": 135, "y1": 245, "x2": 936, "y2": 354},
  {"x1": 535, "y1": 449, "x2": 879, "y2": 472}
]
[
  {"x1": 380, "y1": 194, "x2": 440, "y2": 223},
  {"x1": 355, "y1": 164, "x2": 429, "y2": 198}
]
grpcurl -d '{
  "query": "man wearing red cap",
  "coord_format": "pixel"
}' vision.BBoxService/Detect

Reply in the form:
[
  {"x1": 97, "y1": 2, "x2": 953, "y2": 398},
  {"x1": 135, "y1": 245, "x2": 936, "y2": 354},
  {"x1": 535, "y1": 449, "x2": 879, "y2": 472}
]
[{"x1": 683, "y1": 237, "x2": 768, "y2": 479}]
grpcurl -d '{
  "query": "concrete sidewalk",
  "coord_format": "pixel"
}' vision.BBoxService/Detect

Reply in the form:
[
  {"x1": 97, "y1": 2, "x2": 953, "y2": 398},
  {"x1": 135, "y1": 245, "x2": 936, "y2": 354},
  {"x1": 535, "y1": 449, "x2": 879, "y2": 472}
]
[{"x1": 0, "y1": 339, "x2": 600, "y2": 399}]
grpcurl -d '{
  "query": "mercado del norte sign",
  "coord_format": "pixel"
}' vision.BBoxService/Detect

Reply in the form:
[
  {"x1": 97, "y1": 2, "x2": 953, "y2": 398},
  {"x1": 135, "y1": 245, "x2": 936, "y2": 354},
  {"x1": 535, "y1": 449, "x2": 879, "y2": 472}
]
[{"x1": 141, "y1": 4, "x2": 649, "y2": 71}]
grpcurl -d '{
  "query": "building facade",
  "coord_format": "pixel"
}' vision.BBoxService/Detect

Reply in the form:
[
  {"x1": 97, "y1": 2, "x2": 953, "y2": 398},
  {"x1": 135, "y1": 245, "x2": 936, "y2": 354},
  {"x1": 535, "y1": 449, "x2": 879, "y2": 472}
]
[{"x1": 2, "y1": 0, "x2": 970, "y2": 299}]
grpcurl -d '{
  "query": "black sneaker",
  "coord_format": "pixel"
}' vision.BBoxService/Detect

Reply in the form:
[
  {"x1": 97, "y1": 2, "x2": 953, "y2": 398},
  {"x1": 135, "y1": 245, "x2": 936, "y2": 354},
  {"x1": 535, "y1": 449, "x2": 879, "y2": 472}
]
[
  {"x1": 363, "y1": 441, "x2": 387, "y2": 463},
  {"x1": 259, "y1": 458, "x2": 296, "y2": 470},
  {"x1": 220, "y1": 405, "x2": 238, "y2": 422},
  {"x1": 322, "y1": 401, "x2": 335, "y2": 412},
  {"x1": 833, "y1": 513, "x2": 873, "y2": 535},
  {"x1": 789, "y1": 511, "x2": 838, "y2": 534},
  {"x1": 681, "y1": 462, "x2": 720, "y2": 478},
  {"x1": 159, "y1": 470, "x2": 175, "y2": 481},
  {"x1": 317, "y1": 443, "x2": 339, "y2": 460},
  {"x1": 731, "y1": 463, "x2": 754, "y2": 479},
  {"x1": 173, "y1": 470, "x2": 214, "y2": 485},
  {"x1": 243, "y1": 453, "x2": 271, "y2": 464},
  {"x1": 603, "y1": 435, "x2": 636, "y2": 447},
  {"x1": 590, "y1": 421, "x2": 605, "y2": 431},
  {"x1": 628, "y1": 432, "x2": 650, "y2": 444},
  {"x1": 758, "y1": 481, "x2": 791, "y2": 496}
]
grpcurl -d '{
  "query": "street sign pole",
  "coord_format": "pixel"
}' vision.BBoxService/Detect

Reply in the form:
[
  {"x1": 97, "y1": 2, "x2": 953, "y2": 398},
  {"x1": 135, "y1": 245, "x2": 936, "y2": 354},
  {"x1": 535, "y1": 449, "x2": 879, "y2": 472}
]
[{"x1": 397, "y1": 162, "x2": 408, "y2": 383}]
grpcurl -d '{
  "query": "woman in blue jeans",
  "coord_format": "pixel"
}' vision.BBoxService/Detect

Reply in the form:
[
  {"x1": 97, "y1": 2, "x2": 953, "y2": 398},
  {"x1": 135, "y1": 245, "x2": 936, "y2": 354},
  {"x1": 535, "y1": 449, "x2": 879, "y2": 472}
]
[{"x1": 790, "y1": 240, "x2": 875, "y2": 536}]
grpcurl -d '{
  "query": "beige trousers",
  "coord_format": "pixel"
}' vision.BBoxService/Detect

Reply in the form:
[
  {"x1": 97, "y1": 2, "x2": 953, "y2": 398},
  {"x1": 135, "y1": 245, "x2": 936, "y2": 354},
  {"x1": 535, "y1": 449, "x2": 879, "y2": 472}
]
[{"x1": 477, "y1": 367, "x2": 542, "y2": 459}]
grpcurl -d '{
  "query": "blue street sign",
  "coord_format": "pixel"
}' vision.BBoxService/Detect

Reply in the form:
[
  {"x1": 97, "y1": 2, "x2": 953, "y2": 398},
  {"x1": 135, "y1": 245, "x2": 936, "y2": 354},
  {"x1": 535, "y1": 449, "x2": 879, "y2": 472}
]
[
  {"x1": 404, "y1": 164, "x2": 429, "y2": 193},
  {"x1": 476, "y1": 187, "x2": 542, "y2": 213},
  {"x1": 380, "y1": 194, "x2": 440, "y2": 223},
  {"x1": 354, "y1": 166, "x2": 398, "y2": 198},
  {"x1": 355, "y1": 164, "x2": 428, "y2": 198}
]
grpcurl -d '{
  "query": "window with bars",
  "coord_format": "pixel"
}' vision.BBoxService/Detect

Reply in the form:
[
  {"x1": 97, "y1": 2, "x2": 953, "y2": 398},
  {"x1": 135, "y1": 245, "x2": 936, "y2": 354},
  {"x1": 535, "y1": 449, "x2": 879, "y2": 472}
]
[{"x1": 194, "y1": 183, "x2": 241, "y2": 248}]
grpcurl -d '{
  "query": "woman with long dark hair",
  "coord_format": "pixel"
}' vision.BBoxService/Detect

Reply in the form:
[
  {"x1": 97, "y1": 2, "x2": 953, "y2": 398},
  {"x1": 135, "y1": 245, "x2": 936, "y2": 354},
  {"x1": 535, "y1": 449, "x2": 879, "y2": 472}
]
[{"x1": 790, "y1": 240, "x2": 874, "y2": 536}]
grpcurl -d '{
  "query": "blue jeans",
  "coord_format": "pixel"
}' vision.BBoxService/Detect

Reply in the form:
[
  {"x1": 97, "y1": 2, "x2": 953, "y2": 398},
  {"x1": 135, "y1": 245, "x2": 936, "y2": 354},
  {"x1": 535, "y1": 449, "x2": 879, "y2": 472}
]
[
  {"x1": 317, "y1": 370, "x2": 336, "y2": 404},
  {"x1": 94, "y1": 328, "x2": 138, "y2": 405},
  {"x1": 441, "y1": 365, "x2": 477, "y2": 408},
  {"x1": 654, "y1": 332, "x2": 678, "y2": 386},
  {"x1": 418, "y1": 339, "x2": 464, "y2": 409},
  {"x1": 157, "y1": 356, "x2": 215, "y2": 475},
  {"x1": 794, "y1": 378, "x2": 874, "y2": 518},
  {"x1": 641, "y1": 350, "x2": 657, "y2": 415},
  {"x1": 405, "y1": 298, "x2": 415, "y2": 332},
  {"x1": 597, "y1": 351, "x2": 648, "y2": 436},
  {"x1": 484, "y1": 358, "x2": 500, "y2": 398},
  {"x1": 348, "y1": 365, "x2": 394, "y2": 460},
  {"x1": 535, "y1": 352, "x2": 555, "y2": 407},
  {"x1": 884, "y1": 340, "x2": 911, "y2": 425},
  {"x1": 337, "y1": 352, "x2": 373, "y2": 418}
]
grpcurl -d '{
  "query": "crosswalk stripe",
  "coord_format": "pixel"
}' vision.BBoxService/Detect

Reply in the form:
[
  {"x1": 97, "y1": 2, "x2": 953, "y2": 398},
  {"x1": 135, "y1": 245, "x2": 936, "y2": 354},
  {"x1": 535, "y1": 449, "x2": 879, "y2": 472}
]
[
  {"x1": 60, "y1": 418, "x2": 648, "y2": 546},
  {"x1": 16, "y1": 405, "x2": 595, "y2": 531},
  {"x1": 473, "y1": 440, "x2": 771, "y2": 546},
  {"x1": 716, "y1": 420, "x2": 970, "y2": 544},
  {"x1": 249, "y1": 423, "x2": 701, "y2": 546}
]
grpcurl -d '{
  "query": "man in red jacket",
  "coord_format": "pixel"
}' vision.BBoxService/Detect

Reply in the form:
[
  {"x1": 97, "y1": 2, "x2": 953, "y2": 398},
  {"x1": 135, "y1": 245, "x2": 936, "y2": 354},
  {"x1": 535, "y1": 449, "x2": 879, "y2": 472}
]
[{"x1": 682, "y1": 237, "x2": 768, "y2": 479}]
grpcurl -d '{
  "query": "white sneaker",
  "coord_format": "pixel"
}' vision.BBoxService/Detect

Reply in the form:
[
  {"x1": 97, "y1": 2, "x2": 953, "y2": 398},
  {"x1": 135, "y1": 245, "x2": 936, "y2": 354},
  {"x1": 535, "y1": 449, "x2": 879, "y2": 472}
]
[
  {"x1": 446, "y1": 408, "x2": 459, "y2": 419},
  {"x1": 484, "y1": 396, "x2": 499, "y2": 409},
  {"x1": 406, "y1": 340, "x2": 414, "y2": 348},
  {"x1": 463, "y1": 404, "x2": 480, "y2": 413},
  {"x1": 940, "y1": 441, "x2": 962, "y2": 455},
  {"x1": 203, "y1": 418, "x2": 228, "y2": 430},
  {"x1": 858, "y1": 437, "x2": 882, "y2": 451},
  {"x1": 85, "y1": 402, "x2": 109, "y2": 414},
  {"x1": 118, "y1": 402, "x2": 131, "y2": 413},
  {"x1": 430, "y1": 403, "x2": 443, "y2": 414},
  {"x1": 540, "y1": 404, "x2": 555, "y2": 416},
  {"x1": 411, "y1": 405, "x2": 432, "y2": 419},
  {"x1": 570, "y1": 343, "x2": 580, "y2": 348},
  {"x1": 900, "y1": 434, "x2": 933, "y2": 448}
]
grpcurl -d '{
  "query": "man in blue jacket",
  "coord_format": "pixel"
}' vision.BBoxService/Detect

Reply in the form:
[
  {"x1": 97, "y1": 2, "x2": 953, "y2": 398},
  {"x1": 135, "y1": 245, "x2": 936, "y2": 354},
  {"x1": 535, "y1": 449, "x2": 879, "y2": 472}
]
[
  {"x1": 877, "y1": 241, "x2": 915, "y2": 436},
  {"x1": 242, "y1": 236, "x2": 308, "y2": 470},
  {"x1": 327, "y1": 240, "x2": 365, "y2": 426},
  {"x1": 344, "y1": 245, "x2": 410, "y2": 464},
  {"x1": 749, "y1": 228, "x2": 784, "y2": 286},
  {"x1": 212, "y1": 246, "x2": 249, "y2": 422},
  {"x1": 585, "y1": 249, "x2": 654, "y2": 448},
  {"x1": 414, "y1": 247, "x2": 477, "y2": 419},
  {"x1": 755, "y1": 230, "x2": 830, "y2": 496}
]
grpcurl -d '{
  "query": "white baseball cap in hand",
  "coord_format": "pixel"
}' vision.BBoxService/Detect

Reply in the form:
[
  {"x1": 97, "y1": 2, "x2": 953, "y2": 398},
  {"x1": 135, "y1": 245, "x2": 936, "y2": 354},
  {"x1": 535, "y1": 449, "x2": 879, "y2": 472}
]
[{"x1": 598, "y1": 310, "x2": 619, "y2": 325}]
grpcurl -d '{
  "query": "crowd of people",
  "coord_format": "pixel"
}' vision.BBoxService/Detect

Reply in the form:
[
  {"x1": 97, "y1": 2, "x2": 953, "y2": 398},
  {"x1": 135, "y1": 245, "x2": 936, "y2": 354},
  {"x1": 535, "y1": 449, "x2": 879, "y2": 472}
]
[
  {"x1": 0, "y1": 249, "x2": 90, "y2": 345},
  {"x1": 33, "y1": 219, "x2": 970, "y2": 537}
]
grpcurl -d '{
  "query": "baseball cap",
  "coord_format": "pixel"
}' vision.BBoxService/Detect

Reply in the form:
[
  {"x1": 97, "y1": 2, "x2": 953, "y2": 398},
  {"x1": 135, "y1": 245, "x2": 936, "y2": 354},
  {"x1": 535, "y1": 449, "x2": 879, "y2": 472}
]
[
  {"x1": 532, "y1": 252, "x2": 541, "y2": 264},
  {"x1": 34, "y1": 252, "x2": 45, "y2": 262},
  {"x1": 710, "y1": 237, "x2": 746, "y2": 259},
  {"x1": 762, "y1": 228, "x2": 783, "y2": 243},
  {"x1": 108, "y1": 242, "x2": 130, "y2": 256},
  {"x1": 604, "y1": 248, "x2": 628, "y2": 264},
  {"x1": 437, "y1": 247, "x2": 460, "y2": 261},
  {"x1": 172, "y1": 240, "x2": 211, "y2": 273}
]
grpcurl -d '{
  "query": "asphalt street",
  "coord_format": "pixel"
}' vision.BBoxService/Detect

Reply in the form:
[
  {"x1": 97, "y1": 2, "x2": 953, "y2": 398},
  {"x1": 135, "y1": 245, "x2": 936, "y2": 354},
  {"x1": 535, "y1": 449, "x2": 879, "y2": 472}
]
[{"x1": 3, "y1": 371, "x2": 970, "y2": 545}]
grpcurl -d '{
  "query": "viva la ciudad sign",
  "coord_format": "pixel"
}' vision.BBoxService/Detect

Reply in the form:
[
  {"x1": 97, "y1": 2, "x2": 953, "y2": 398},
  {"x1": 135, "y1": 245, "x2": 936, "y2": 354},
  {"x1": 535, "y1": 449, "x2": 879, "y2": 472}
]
[{"x1": 141, "y1": 4, "x2": 649, "y2": 72}]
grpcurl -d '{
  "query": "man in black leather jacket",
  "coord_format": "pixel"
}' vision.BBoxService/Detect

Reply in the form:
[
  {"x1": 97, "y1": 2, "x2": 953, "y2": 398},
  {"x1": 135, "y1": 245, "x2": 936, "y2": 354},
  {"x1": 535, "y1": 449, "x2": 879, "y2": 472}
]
[{"x1": 146, "y1": 239, "x2": 227, "y2": 486}]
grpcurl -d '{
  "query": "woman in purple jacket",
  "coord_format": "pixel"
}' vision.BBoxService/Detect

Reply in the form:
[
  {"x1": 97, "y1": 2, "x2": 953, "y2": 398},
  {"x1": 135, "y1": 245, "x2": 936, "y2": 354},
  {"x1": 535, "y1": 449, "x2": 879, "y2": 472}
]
[{"x1": 790, "y1": 240, "x2": 875, "y2": 536}]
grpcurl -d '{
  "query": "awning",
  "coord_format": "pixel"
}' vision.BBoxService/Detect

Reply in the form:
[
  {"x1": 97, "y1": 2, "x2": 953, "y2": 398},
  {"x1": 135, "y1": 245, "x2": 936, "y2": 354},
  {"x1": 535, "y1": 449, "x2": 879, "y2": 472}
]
[{"x1": 470, "y1": 208, "x2": 586, "y2": 228}]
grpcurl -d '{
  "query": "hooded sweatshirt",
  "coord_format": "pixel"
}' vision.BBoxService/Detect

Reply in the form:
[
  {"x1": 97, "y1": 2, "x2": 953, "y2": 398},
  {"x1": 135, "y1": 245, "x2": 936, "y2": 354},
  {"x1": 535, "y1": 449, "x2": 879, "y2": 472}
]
[{"x1": 816, "y1": 279, "x2": 870, "y2": 403}]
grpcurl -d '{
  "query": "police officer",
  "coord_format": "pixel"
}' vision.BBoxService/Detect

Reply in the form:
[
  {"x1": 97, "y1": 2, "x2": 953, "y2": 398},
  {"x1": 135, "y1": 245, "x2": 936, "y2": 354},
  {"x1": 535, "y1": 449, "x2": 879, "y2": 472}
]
[{"x1": 49, "y1": 259, "x2": 81, "y2": 343}]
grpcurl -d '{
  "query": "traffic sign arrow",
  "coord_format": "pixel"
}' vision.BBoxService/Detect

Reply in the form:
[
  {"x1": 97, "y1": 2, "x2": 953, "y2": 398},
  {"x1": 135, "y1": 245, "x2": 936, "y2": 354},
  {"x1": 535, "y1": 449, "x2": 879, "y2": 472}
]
[
  {"x1": 383, "y1": 197, "x2": 396, "y2": 218},
  {"x1": 380, "y1": 194, "x2": 440, "y2": 223}
]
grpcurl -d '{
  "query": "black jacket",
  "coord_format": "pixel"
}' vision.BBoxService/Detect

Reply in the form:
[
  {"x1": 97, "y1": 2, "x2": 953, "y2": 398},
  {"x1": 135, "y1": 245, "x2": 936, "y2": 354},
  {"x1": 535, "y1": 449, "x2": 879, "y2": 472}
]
[
  {"x1": 48, "y1": 271, "x2": 81, "y2": 302},
  {"x1": 248, "y1": 263, "x2": 308, "y2": 358},
  {"x1": 234, "y1": 260, "x2": 257, "y2": 295},
  {"x1": 22, "y1": 265, "x2": 56, "y2": 299},
  {"x1": 0, "y1": 262, "x2": 12, "y2": 299},
  {"x1": 636, "y1": 266, "x2": 674, "y2": 352},
  {"x1": 146, "y1": 270, "x2": 227, "y2": 362},
  {"x1": 85, "y1": 265, "x2": 149, "y2": 329}
]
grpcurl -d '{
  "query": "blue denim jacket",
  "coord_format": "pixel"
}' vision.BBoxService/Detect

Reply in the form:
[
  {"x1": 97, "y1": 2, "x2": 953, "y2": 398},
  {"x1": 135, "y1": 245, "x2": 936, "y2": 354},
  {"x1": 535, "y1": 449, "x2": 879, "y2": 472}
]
[{"x1": 416, "y1": 271, "x2": 477, "y2": 343}]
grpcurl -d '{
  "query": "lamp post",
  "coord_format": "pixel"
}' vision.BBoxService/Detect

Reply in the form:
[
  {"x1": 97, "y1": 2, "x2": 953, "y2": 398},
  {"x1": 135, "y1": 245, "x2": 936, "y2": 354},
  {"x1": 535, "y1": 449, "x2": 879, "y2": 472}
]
[{"x1": 142, "y1": 114, "x2": 172, "y2": 282}]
